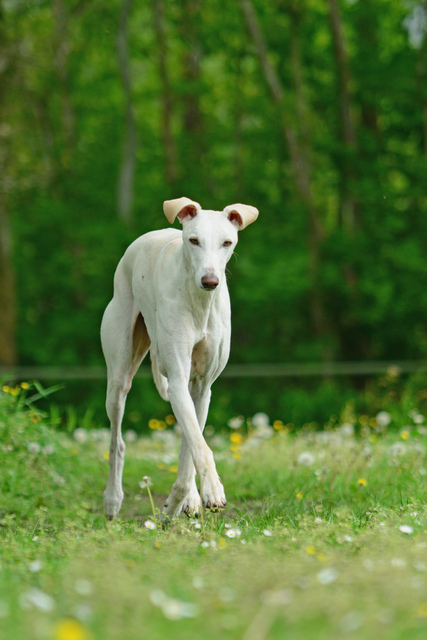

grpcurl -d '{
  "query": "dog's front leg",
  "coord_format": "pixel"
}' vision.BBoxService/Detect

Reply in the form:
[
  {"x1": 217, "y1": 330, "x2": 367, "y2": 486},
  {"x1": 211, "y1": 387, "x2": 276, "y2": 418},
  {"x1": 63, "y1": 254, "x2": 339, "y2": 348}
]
[{"x1": 165, "y1": 378, "x2": 226, "y2": 515}]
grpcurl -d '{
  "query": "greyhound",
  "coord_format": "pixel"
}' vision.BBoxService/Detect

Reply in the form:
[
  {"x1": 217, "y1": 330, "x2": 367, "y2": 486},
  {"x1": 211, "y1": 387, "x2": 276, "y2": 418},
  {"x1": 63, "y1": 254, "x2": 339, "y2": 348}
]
[{"x1": 101, "y1": 197, "x2": 259, "y2": 519}]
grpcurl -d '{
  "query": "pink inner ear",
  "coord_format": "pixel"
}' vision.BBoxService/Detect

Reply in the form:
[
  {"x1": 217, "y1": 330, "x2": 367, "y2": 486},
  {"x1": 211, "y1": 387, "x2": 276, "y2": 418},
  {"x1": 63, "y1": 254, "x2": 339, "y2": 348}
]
[
  {"x1": 177, "y1": 204, "x2": 198, "y2": 222},
  {"x1": 228, "y1": 210, "x2": 243, "y2": 229}
]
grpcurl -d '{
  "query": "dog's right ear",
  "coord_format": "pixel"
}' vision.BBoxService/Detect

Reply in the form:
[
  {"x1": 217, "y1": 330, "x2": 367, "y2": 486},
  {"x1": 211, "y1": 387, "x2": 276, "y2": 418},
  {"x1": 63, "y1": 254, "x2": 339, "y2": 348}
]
[{"x1": 163, "y1": 197, "x2": 201, "y2": 224}]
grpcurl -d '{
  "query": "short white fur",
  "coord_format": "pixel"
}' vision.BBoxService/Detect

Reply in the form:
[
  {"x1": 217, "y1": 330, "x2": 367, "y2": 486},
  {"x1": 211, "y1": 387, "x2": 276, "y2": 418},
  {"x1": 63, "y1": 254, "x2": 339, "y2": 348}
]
[{"x1": 101, "y1": 197, "x2": 259, "y2": 519}]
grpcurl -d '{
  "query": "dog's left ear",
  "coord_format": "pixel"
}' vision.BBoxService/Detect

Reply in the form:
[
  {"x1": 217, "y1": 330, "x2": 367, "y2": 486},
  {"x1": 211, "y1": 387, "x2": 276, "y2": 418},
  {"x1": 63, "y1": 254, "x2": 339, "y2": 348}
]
[
  {"x1": 163, "y1": 197, "x2": 202, "y2": 224},
  {"x1": 223, "y1": 203, "x2": 259, "y2": 230}
]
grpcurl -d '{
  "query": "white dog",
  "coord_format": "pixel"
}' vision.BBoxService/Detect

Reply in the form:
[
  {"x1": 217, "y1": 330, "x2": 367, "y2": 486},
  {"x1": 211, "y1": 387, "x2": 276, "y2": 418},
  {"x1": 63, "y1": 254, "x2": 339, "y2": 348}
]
[{"x1": 101, "y1": 197, "x2": 259, "y2": 519}]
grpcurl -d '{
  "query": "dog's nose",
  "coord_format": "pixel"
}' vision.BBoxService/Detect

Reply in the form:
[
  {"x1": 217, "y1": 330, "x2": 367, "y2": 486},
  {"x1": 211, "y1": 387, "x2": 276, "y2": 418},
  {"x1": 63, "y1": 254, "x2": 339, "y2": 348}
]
[{"x1": 201, "y1": 274, "x2": 219, "y2": 290}]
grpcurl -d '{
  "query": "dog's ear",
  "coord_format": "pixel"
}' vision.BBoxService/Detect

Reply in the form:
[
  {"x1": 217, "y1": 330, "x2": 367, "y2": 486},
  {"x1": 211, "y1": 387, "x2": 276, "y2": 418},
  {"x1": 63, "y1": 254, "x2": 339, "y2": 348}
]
[
  {"x1": 163, "y1": 197, "x2": 201, "y2": 224},
  {"x1": 224, "y1": 203, "x2": 259, "y2": 230}
]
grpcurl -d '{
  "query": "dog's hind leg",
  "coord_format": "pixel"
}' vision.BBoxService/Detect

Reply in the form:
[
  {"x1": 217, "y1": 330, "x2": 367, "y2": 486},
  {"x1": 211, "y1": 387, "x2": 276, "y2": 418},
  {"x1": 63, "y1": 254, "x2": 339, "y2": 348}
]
[{"x1": 101, "y1": 299, "x2": 150, "y2": 519}]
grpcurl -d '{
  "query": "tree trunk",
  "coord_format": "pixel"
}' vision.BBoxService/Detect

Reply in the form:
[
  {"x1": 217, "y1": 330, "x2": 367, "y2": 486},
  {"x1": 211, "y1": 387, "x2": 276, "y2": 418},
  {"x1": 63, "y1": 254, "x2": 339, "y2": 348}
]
[
  {"x1": 0, "y1": 8, "x2": 17, "y2": 365},
  {"x1": 153, "y1": 0, "x2": 178, "y2": 186},
  {"x1": 327, "y1": 0, "x2": 358, "y2": 233},
  {"x1": 240, "y1": 0, "x2": 330, "y2": 358},
  {"x1": 117, "y1": 0, "x2": 137, "y2": 225}
]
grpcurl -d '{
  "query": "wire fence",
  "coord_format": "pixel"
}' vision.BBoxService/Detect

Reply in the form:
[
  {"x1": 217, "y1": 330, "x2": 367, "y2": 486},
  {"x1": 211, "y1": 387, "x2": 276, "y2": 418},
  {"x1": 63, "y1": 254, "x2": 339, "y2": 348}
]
[{"x1": 1, "y1": 360, "x2": 427, "y2": 381}]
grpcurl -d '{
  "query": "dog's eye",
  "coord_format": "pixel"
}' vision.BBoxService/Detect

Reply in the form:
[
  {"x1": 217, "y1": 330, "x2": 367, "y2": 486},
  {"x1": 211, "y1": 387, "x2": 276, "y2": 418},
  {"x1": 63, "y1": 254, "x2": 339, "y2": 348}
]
[
  {"x1": 189, "y1": 238, "x2": 200, "y2": 246},
  {"x1": 223, "y1": 240, "x2": 233, "y2": 247}
]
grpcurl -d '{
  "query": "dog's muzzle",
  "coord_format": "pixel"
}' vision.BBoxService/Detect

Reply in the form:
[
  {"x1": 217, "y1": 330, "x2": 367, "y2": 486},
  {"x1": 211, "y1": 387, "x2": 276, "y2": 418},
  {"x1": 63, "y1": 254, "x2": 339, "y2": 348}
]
[{"x1": 201, "y1": 274, "x2": 219, "y2": 290}]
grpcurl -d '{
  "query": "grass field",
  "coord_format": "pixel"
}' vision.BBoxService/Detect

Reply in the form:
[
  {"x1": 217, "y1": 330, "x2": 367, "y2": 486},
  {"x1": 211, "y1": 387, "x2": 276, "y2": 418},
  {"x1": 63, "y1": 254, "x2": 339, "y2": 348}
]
[{"x1": 1, "y1": 383, "x2": 427, "y2": 640}]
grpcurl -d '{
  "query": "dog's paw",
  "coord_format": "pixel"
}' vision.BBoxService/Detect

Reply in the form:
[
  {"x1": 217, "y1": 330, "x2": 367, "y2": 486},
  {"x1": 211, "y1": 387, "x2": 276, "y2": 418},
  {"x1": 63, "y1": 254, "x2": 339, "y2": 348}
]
[
  {"x1": 104, "y1": 488, "x2": 124, "y2": 519},
  {"x1": 182, "y1": 486, "x2": 202, "y2": 517},
  {"x1": 201, "y1": 473, "x2": 226, "y2": 511}
]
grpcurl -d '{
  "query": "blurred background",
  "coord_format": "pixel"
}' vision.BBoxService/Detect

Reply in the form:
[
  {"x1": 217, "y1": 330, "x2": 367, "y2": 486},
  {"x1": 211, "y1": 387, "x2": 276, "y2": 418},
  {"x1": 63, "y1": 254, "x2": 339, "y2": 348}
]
[{"x1": 1, "y1": 0, "x2": 427, "y2": 431}]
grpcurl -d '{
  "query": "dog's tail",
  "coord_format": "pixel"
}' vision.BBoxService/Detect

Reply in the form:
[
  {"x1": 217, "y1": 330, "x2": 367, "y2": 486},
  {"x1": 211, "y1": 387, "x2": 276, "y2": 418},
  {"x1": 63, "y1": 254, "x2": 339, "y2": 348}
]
[{"x1": 151, "y1": 355, "x2": 169, "y2": 402}]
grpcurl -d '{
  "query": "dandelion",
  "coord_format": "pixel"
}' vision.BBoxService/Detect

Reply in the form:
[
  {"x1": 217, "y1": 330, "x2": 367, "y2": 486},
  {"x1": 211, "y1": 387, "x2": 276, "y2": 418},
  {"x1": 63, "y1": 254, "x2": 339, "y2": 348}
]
[
  {"x1": 149, "y1": 419, "x2": 159, "y2": 430},
  {"x1": 376, "y1": 411, "x2": 392, "y2": 427},
  {"x1": 53, "y1": 618, "x2": 91, "y2": 640},
  {"x1": 230, "y1": 433, "x2": 243, "y2": 444},
  {"x1": 27, "y1": 442, "x2": 41, "y2": 454},
  {"x1": 296, "y1": 492, "x2": 303, "y2": 500},
  {"x1": 228, "y1": 416, "x2": 244, "y2": 429},
  {"x1": 20, "y1": 382, "x2": 29, "y2": 390},
  {"x1": 399, "y1": 524, "x2": 414, "y2": 535},
  {"x1": 43, "y1": 444, "x2": 55, "y2": 455},
  {"x1": 139, "y1": 476, "x2": 152, "y2": 489},
  {"x1": 297, "y1": 452, "x2": 315, "y2": 466},
  {"x1": 357, "y1": 478, "x2": 368, "y2": 486},
  {"x1": 2, "y1": 385, "x2": 10, "y2": 393},
  {"x1": 252, "y1": 412, "x2": 270, "y2": 428},
  {"x1": 144, "y1": 520, "x2": 157, "y2": 530}
]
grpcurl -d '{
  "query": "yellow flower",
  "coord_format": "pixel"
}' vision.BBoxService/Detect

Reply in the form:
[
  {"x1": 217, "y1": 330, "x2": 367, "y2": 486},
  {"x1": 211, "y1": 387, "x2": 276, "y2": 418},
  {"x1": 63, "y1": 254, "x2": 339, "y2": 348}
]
[
  {"x1": 149, "y1": 419, "x2": 159, "y2": 430},
  {"x1": 169, "y1": 465, "x2": 178, "y2": 473},
  {"x1": 273, "y1": 420, "x2": 284, "y2": 431},
  {"x1": 230, "y1": 433, "x2": 243, "y2": 444},
  {"x1": 316, "y1": 553, "x2": 328, "y2": 562},
  {"x1": 53, "y1": 619, "x2": 91, "y2": 640},
  {"x1": 2, "y1": 385, "x2": 10, "y2": 393},
  {"x1": 296, "y1": 492, "x2": 303, "y2": 500},
  {"x1": 232, "y1": 452, "x2": 241, "y2": 460},
  {"x1": 400, "y1": 430, "x2": 410, "y2": 441},
  {"x1": 102, "y1": 451, "x2": 109, "y2": 461},
  {"x1": 306, "y1": 545, "x2": 317, "y2": 555},
  {"x1": 230, "y1": 443, "x2": 241, "y2": 452},
  {"x1": 157, "y1": 421, "x2": 167, "y2": 431},
  {"x1": 10, "y1": 387, "x2": 20, "y2": 396},
  {"x1": 165, "y1": 414, "x2": 176, "y2": 425},
  {"x1": 20, "y1": 382, "x2": 29, "y2": 389},
  {"x1": 357, "y1": 478, "x2": 368, "y2": 486},
  {"x1": 417, "y1": 603, "x2": 427, "y2": 618}
]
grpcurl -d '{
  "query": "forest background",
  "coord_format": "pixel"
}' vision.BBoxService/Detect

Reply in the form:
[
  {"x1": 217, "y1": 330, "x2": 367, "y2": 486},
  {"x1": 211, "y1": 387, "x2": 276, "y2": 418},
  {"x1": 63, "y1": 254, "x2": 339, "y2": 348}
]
[{"x1": 1, "y1": 0, "x2": 427, "y2": 430}]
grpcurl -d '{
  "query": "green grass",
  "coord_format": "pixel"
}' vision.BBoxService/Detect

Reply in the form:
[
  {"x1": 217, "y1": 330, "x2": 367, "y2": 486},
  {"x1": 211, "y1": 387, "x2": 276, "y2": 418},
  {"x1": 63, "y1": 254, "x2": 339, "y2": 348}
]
[{"x1": 1, "y1": 385, "x2": 427, "y2": 640}]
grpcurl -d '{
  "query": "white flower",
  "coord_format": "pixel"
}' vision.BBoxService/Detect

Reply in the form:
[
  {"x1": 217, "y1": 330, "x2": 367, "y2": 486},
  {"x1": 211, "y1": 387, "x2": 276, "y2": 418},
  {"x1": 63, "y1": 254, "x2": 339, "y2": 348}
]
[
  {"x1": 73, "y1": 428, "x2": 88, "y2": 443},
  {"x1": 225, "y1": 529, "x2": 241, "y2": 538},
  {"x1": 297, "y1": 452, "x2": 315, "y2": 466},
  {"x1": 399, "y1": 524, "x2": 414, "y2": 535},
  {"x1": 28, "y1": 560, "x2": 43, "y2": 573},
  {"x1": 200, "y1": 541, "x2": 209, "y2": 548},
  {"x1": 339, "y1": 423, "x2": 355, "y2": 437},
  {"x1": 317, "y1": 568, "x2": 339, "y2": 585},
  {"x1": 124, "y1": 429, "x2": 138, "y2": 442},
  {"x1": 228, "y1": 416, "x2": 244, "y2": 429},
  {"x1": 376, "y1": 411, "x2": 391, "y2": 427},
  {"x1": 42, "y1": 444, "x2": 54, "y2": 455},
  {"x1": 252, "y1": 412, "x2": 270, "y2": 428},
  {"x1": 74, "y1": 603, "x2": 93, "y2": 622},
  {"x1": 144, "y1": 520, "x2": 156, "y2": 530},
  {"x1": 74, "y1": 579, "x2": 93, "y2": 596},
  {"x1": 20, "y1": 588, "x2": 55, "y2": 612},
  {"x1": 388, "y1": 443, "x2": 406, "y2": 457},
  {"x1": 263, "y1": 529, "x2": 273, "y2": 537},
  {"x1": 149, "y1": 589, "x2": 198, "y2": 620},
  {"x1": 27, "y1": 442, "x2": 40, "y2": 454},
  {"x1": 139, "y1": 476, "x2": 153, "y2": 489},
  {"x1": 413, "y1": 413, "x2": 425, "y2": 425}
]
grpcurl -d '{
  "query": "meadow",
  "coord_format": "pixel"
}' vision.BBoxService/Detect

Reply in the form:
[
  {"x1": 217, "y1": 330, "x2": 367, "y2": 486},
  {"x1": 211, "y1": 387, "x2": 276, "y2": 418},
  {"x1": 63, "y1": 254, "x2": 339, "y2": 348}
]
[{"x1": 1, "y1": 382, "x2": 427, "y2": 640}]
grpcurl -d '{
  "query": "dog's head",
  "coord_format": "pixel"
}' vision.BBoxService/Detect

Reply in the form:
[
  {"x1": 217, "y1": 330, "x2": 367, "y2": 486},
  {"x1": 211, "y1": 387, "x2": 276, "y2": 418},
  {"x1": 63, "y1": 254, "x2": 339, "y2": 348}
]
[{"x1": 163, "y1": 198, "x2": 259, "y2": 291}]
